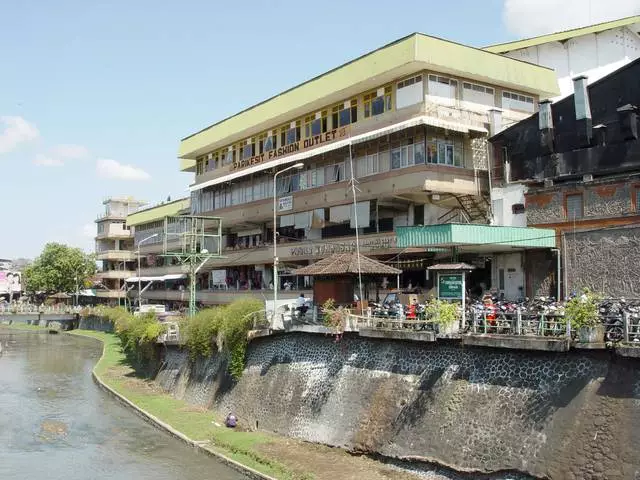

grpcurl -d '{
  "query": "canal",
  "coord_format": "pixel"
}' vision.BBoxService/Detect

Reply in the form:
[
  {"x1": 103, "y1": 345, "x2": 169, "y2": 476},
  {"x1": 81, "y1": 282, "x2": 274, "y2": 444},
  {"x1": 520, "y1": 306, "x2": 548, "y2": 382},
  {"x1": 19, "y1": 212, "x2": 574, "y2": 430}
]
[{"x1": 0, "y1": 330, "x2": 248, "y2": 480}]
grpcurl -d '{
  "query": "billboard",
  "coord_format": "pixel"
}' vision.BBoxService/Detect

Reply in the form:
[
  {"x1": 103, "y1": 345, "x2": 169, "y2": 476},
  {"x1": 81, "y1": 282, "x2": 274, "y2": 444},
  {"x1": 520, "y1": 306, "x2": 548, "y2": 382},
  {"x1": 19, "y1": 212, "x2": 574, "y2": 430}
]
[{"x1": 0, "y1": 271, "x2": 22, "y2": 295}]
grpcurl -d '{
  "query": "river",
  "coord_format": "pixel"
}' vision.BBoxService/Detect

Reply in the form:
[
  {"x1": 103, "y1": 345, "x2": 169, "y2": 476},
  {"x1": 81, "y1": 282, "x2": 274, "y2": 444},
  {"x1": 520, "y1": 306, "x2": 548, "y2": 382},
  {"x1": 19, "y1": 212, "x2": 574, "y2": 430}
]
[{"x1": 0, "y1": 330, "x2": 248, "y2": 480}]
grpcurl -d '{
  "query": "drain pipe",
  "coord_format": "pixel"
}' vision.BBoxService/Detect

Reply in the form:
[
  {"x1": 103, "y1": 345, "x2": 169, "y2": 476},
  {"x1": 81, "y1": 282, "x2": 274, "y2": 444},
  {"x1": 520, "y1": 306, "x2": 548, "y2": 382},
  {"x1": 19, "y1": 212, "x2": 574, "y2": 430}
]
[{"x1": 552, "y1": 248, "x2": 561, "y2": 301}]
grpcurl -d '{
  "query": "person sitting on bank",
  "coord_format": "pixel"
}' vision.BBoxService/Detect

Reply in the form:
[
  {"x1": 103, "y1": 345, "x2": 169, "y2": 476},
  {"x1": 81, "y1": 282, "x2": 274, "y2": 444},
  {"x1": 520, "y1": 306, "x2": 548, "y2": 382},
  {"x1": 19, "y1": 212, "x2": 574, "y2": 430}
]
[
  {"x1": 225, "y1": 412, "x2": 237, "y2": 428},
  {"x1": 296, "y1": 293, "x2": 308, "y2": 316}
]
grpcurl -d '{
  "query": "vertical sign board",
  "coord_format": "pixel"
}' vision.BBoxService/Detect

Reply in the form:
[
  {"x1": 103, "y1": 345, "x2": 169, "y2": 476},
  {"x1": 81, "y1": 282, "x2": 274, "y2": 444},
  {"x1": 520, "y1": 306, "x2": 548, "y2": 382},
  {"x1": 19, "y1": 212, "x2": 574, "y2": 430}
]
[
  {"x1": 278, "y1": 196, "x2": 293, "y2": 212},
  {"x1": 437, "y1": 272, "x2": 466, "y2": 325}
]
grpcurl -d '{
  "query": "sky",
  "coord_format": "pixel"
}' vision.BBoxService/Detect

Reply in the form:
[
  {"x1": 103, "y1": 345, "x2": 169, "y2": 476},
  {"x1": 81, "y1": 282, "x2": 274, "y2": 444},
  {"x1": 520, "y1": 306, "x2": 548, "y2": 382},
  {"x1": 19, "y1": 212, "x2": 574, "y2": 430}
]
[{"x1": 1, "y1": 0, "x2": 639, "y2": 259}]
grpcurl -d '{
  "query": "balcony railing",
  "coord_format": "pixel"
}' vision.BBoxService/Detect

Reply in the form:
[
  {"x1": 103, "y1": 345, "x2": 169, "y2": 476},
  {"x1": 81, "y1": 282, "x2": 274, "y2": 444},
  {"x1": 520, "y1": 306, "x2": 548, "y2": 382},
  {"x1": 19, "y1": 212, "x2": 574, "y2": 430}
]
[{"x1": 96, "y1": 250, "x2": 135, "y2": 261}]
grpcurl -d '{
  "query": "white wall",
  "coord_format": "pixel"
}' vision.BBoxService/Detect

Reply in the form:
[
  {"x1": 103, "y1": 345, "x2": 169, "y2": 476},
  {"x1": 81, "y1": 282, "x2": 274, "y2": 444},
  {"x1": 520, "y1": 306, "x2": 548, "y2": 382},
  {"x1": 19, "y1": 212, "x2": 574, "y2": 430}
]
[
  {"x1": 504, "y1": 25, "x2": 640, "y2": 100},
  {"x1": 490, "y1": 184, "x2": 527, "y2": 227}
]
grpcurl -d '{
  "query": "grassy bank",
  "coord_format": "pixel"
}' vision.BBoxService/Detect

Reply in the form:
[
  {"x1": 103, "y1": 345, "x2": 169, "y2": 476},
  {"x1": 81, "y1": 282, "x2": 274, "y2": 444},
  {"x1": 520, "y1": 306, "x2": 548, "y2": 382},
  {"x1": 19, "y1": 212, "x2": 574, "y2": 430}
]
[{"x1": 68, "y1": 330, "x2": 418, "y2": 480}]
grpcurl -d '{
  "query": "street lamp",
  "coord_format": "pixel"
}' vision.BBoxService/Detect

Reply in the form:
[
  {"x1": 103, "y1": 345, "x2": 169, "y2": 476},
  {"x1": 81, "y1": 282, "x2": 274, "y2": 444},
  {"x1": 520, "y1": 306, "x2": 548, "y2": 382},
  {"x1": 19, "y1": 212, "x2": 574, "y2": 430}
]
[
  {"x1": 137, "y1": 233, "x2": 159, "y2": 309},
  {"x1": 272, "y1": 162, "x2": 304, "y2": 326}
]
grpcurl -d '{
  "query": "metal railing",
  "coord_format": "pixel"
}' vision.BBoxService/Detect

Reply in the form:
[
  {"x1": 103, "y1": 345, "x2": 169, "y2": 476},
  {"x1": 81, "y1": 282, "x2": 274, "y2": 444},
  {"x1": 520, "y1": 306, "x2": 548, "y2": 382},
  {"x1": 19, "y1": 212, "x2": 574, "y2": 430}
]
[
  {"x1": 465, "y1": 309, "x2": 570, "y2": 338},
  {"x1": 0, "y1": 304, "x2": 83, "y2": 315}
]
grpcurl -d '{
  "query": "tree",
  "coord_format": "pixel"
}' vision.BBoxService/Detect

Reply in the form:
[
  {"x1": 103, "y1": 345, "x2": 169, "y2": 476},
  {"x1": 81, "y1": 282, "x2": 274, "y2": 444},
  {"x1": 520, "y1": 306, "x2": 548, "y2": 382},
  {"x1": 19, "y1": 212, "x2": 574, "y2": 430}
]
[{"x1": 23, "y1": 243, "x2": 96, "y2": 294}]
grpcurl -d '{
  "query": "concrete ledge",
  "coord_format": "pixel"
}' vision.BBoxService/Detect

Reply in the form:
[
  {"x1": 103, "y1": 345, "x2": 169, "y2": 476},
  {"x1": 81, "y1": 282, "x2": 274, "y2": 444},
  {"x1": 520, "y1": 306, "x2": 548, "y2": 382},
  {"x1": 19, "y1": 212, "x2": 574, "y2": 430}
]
[
  {"x1": 287, "y1": 325, "x2": 335, "y2": 335},
  {"x1": 247, "y1": 328, "x2": 273, "y2": 340},
  {"x1": 615, "y1": 344, "x2": 640, "y2": 358},
  {"x1": 82, "y1": 334, "x2": 276, "y2": 480},
  {"x1": 572, "y1": 342, "x2": 607, "y2": 350},
  {"x1": 462, "y1": 334, "x2": 571, "y2": 352},
  {"x1": 0, "y1": 314, "x2": 39, "y2": 323},
  {"x1": 359, "y1": 328, "x2": 436, "y2": 342}
]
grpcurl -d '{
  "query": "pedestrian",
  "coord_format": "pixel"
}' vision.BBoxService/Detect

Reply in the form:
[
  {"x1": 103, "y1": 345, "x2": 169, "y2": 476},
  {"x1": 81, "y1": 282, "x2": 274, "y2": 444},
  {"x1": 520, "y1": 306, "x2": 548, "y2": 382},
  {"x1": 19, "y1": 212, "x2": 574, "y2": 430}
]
[{"x1": 225, "y1": 412, "x2": 237, "y2": 428}]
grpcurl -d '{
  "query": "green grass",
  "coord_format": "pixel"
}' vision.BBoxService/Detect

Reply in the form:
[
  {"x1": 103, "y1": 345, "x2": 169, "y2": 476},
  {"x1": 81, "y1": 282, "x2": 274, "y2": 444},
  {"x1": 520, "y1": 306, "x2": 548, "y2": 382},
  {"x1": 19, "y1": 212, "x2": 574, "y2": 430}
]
[{"x1": 69, "y1": 330, "x2": 309, "y2": 480}]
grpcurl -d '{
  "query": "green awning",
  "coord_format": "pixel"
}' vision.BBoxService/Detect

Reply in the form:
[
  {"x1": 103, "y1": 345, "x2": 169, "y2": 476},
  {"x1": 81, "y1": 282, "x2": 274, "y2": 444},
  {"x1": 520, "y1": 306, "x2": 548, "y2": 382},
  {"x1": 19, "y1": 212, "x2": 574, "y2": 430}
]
[{"x1": 396, "y1": 224, "x2": 556, "y2": 250}]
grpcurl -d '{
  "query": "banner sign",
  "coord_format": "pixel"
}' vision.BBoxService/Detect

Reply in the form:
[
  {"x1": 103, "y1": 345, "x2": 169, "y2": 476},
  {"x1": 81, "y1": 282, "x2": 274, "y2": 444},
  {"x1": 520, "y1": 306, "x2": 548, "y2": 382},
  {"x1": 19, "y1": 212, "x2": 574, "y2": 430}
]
[{"x1": 232, "y1": 126, "x2": 349, "y2": 170}]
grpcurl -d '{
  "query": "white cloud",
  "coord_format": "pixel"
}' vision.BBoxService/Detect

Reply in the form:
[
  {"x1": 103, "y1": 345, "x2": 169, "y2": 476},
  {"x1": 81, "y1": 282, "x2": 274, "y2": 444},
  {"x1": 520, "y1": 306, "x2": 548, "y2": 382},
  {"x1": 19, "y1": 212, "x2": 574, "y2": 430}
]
[
  {"x1": 503, "y1": 0, "x2": 640, "y2": 37},
  {"x1": 96, "y1": 158, "x2": 151, "y2": 181},
  {"x1": 0, "y1": 116, "x2": 39, "y2": 154},
  {"x1": 50, "y1": 144, "x2": 89, "y2": 159},
  {"x1": 33, "y1": 143, "x2": 90, "y2": 167},
  {"x1": 33, "y1": 153, "x2": 64, "y2": 167}
]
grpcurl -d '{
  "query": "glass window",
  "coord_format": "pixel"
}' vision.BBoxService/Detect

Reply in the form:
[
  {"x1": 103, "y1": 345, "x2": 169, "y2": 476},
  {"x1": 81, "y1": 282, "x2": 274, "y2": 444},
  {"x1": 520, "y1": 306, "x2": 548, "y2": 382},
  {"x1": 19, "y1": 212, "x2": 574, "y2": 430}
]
[
  {"x1": 224, "y1": 148, "x2": 234, "y2": 165},
  {"x1": 325, "y1": 162, "x2": 345, "y2": 183},
  {"x1": 391, "y1": 148, "x2": 401, "y2": 169},
  {"x1": 286, "y1": 127, "x2": 299, "y2": 145},
  {"x1": 242, "y1": 142, "x2": 254, "y2": 160},
  {"x1": 427, "y1": 142, "x2": 437, "y2": 163},
  {"x1": 566, "y1": 194, "x2": 583, "y2": 219},
  {"x1": 332, "y1": 99, "x2": 357, "y2": 128},
  {"x1": 414, "y1": 143, "x2": 425, "y2": 164},
  {"x1": 364, "y1": 86, "x2": 392, "y2": 118}
]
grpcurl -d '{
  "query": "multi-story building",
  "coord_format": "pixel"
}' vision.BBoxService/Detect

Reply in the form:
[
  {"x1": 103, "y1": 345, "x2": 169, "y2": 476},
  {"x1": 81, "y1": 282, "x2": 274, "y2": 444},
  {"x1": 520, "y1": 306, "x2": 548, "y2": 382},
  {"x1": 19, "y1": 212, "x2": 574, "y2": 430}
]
[
  {"x1": 489, "y1": 58, "x2": 640, "y2": 298},
  {"x1": 131, "y1": 33, "x2": 559, "y2": 307},
  {"x1": 484, "y1": 15, "x2": 640, "y2": 99},
  {"x1": 95, "y1": 197, "x2": 145, "y2": 303}
]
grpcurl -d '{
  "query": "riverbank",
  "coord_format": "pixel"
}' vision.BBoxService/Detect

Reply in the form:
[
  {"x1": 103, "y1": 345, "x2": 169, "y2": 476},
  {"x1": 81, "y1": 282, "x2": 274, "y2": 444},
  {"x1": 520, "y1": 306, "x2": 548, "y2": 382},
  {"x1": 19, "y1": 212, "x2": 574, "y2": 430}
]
[{"x1": 68, "y1": 330, "x2": 421, "y2": 480}]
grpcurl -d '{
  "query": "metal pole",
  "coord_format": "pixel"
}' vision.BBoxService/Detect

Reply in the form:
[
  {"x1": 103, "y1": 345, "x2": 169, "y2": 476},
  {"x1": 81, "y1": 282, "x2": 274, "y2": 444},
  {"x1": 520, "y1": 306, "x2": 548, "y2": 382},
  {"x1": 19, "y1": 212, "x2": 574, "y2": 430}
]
[
  {"x1": 273, "y1": 171, "x2": 278, "y2": 315},
  {"x1": 272, "y1": 163, "x2": 303, "y2": 329}
]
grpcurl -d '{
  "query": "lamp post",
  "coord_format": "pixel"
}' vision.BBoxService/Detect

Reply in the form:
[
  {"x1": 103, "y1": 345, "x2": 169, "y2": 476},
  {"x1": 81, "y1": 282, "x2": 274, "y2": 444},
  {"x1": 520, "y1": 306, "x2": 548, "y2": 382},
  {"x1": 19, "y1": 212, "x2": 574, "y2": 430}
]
[
  {"x1": 273, "y1": 162, "x2": 304, "y2": 325},
  {"x1": 137, "y1": 233, "x2": 159, "y2": 309}
]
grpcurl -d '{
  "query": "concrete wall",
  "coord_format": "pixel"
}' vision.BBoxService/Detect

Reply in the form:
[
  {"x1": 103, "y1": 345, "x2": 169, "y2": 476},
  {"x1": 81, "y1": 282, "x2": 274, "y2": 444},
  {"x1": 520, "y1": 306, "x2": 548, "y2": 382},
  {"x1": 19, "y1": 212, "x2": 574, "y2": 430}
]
[
  {"x1": 154, "y1": 333, "x2": 640, "y2": 480},
  {"x1": 78, "y1": 315, "x2": 114, "y2": 333}
]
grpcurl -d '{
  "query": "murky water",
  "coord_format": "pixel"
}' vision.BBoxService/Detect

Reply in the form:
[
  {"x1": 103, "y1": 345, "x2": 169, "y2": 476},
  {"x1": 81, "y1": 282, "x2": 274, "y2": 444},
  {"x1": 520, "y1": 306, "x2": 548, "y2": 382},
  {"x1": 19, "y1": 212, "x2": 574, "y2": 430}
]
[{"x1": 0, "y1": 331, "x2": 247, "y2": 480}]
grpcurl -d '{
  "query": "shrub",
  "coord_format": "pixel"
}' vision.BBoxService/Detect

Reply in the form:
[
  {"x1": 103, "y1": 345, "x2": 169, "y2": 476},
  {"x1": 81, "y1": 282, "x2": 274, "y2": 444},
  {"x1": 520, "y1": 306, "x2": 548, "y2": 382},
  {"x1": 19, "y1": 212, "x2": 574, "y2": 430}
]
[
  {"x1": 566, "y1": 288, "x2": 600, "y2": 329},
  {"x1": 183, "y1": 307, "x2": 225, "y2": 359},
  {"x1": 321, "y1": 298, "x2": 347, "y2": 332},
  {"x1": 99, "y1": 306, "x2": 166, "y2": 366},
  {"x1": 425, "y1": 298, "x2": 459, "y2": 327},
  {"x1": 182, "y1": 298, "x2": 263, "y2": 380}
]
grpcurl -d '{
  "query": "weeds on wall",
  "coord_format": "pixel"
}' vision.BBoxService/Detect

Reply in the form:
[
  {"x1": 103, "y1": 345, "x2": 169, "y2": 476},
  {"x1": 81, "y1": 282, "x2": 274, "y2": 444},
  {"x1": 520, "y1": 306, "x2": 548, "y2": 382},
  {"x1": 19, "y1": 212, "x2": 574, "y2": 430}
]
[
  {"x1": 99, "y1": 306, "x2": 166, "y2": 366},
  {"x1": 182, "y1": 298, "x2": 263, "y2": 380}
]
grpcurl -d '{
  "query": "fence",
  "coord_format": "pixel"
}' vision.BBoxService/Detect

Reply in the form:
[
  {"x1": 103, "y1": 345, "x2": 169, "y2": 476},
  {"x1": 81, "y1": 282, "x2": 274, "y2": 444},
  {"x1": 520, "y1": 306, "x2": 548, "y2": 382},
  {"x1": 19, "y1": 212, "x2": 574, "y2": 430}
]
[{"x1": 0, "y1": 304, "x2": 84, "y2": 315}]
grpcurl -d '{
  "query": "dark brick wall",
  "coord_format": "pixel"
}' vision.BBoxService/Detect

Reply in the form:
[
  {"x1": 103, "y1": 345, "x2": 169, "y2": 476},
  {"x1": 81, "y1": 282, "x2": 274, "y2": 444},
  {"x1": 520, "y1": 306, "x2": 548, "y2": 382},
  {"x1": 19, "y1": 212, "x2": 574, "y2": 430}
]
[{"x1": 564, "y1": 225, "x2": 640, "y2": 297}]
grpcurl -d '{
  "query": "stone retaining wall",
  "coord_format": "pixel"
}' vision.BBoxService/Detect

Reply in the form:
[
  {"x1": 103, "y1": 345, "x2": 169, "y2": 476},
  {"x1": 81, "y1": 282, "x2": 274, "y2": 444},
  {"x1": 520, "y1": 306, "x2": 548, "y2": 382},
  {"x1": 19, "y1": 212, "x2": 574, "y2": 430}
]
[{"x1": 155, "y1": 333, "x2": 640, "y2": 480}]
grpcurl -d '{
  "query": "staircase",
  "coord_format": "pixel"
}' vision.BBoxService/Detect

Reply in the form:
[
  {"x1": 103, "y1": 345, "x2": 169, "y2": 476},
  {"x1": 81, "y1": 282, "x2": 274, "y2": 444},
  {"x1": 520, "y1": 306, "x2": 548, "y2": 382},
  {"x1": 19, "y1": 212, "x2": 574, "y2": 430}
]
[{"x1": 455, "y1": 195, "x2": 490, "y2": 223}]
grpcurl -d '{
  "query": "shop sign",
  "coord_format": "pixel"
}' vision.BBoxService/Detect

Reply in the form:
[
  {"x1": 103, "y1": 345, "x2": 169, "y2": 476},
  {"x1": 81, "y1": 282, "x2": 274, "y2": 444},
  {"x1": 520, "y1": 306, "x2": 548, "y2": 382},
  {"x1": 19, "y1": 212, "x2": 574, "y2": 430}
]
[
  {"x1": 232, "y1": 126, "x2": 349, "y2": 170},
  {"x1": 278, "y1": 196, "x2": 293, "y2": 212},
  {"x1": 289, "y1": 236, "x2": 396, "y2": 257},
  {"x1": 438, "y1": 274, "x2": 464, "y2": 299}
]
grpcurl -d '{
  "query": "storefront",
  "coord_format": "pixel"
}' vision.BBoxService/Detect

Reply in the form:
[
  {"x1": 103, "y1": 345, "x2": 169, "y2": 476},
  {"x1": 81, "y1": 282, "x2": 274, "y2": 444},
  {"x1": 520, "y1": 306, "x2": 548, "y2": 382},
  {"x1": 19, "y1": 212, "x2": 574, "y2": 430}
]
[{"x1": 395, "y1": 224, "x2": 558, "y2": 301}]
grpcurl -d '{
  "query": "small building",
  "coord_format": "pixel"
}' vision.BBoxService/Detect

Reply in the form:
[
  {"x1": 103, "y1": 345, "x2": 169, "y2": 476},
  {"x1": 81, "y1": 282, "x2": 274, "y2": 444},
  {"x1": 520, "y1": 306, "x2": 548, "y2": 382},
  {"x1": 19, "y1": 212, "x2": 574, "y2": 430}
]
[
  {"x1": 94, "y1": 197, "x2": 145, "y2": 304},
  {"x1": 489, "y1": 58, "x2": 640, "y2": 298}
]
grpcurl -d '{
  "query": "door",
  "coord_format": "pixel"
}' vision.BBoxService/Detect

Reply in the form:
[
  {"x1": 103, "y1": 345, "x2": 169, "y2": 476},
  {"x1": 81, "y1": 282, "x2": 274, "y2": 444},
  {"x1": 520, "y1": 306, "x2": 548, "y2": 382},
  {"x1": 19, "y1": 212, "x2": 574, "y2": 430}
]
[{"x1": 494, "y1": 253, "x2": 525, "y2": 301}]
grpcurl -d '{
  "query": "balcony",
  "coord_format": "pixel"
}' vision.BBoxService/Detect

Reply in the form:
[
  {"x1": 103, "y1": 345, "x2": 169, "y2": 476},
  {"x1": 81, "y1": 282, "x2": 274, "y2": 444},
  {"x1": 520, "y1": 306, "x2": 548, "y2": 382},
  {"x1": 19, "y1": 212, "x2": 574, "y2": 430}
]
[
  {"x1": 96, "y1": 224, "x2": 133, "y2": 240},
  {"x1": 95, "y1": 290, "x2": 127, "y2": 299},
  {"x1": 95, "y1": 270, "x2": 134, "y2": 280},
  {"x1": 139, "y1": 265, "x2": 189, "y2": 277},
  {"x1": 96, "y1": 250, "x2": 135, "y2": 261},
  {"x1": 140, "y1": 288, "x2": 311, "y2": 306}
]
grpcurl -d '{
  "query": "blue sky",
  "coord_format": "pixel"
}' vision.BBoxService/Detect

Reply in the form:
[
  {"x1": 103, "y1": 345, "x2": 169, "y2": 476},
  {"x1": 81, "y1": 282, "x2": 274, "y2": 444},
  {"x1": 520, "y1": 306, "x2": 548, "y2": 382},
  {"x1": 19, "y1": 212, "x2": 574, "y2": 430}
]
[{"x1": 1, "y1": 0, "x2": 637, "y2": 259}]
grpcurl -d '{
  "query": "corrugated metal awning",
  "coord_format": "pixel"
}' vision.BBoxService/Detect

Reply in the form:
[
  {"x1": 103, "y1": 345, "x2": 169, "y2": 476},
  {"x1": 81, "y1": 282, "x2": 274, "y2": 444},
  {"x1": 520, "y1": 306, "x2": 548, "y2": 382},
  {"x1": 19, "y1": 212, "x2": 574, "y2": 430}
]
[{"x1": 396, "y1": 224, "x2": 556, "y2": 250}]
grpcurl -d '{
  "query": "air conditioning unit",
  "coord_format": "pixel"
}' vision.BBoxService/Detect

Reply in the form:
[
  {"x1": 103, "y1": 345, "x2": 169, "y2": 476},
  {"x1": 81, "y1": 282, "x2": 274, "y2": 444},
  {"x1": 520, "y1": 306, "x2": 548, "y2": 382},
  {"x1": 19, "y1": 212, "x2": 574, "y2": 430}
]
[
  {"x1": 583, "y1": 173, "x2": 594, "y2": 182},
  {"x1": 544, "y1": 179, "x2": 554, "y2": 188}
]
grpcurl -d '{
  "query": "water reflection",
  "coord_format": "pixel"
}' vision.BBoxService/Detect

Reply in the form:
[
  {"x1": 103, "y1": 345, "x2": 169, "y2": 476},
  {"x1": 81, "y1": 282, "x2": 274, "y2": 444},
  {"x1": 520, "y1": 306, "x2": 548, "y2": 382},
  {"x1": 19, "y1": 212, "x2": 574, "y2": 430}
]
[{"x1": 0, "y1": 331, "x2": 247, "y2": 480}]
